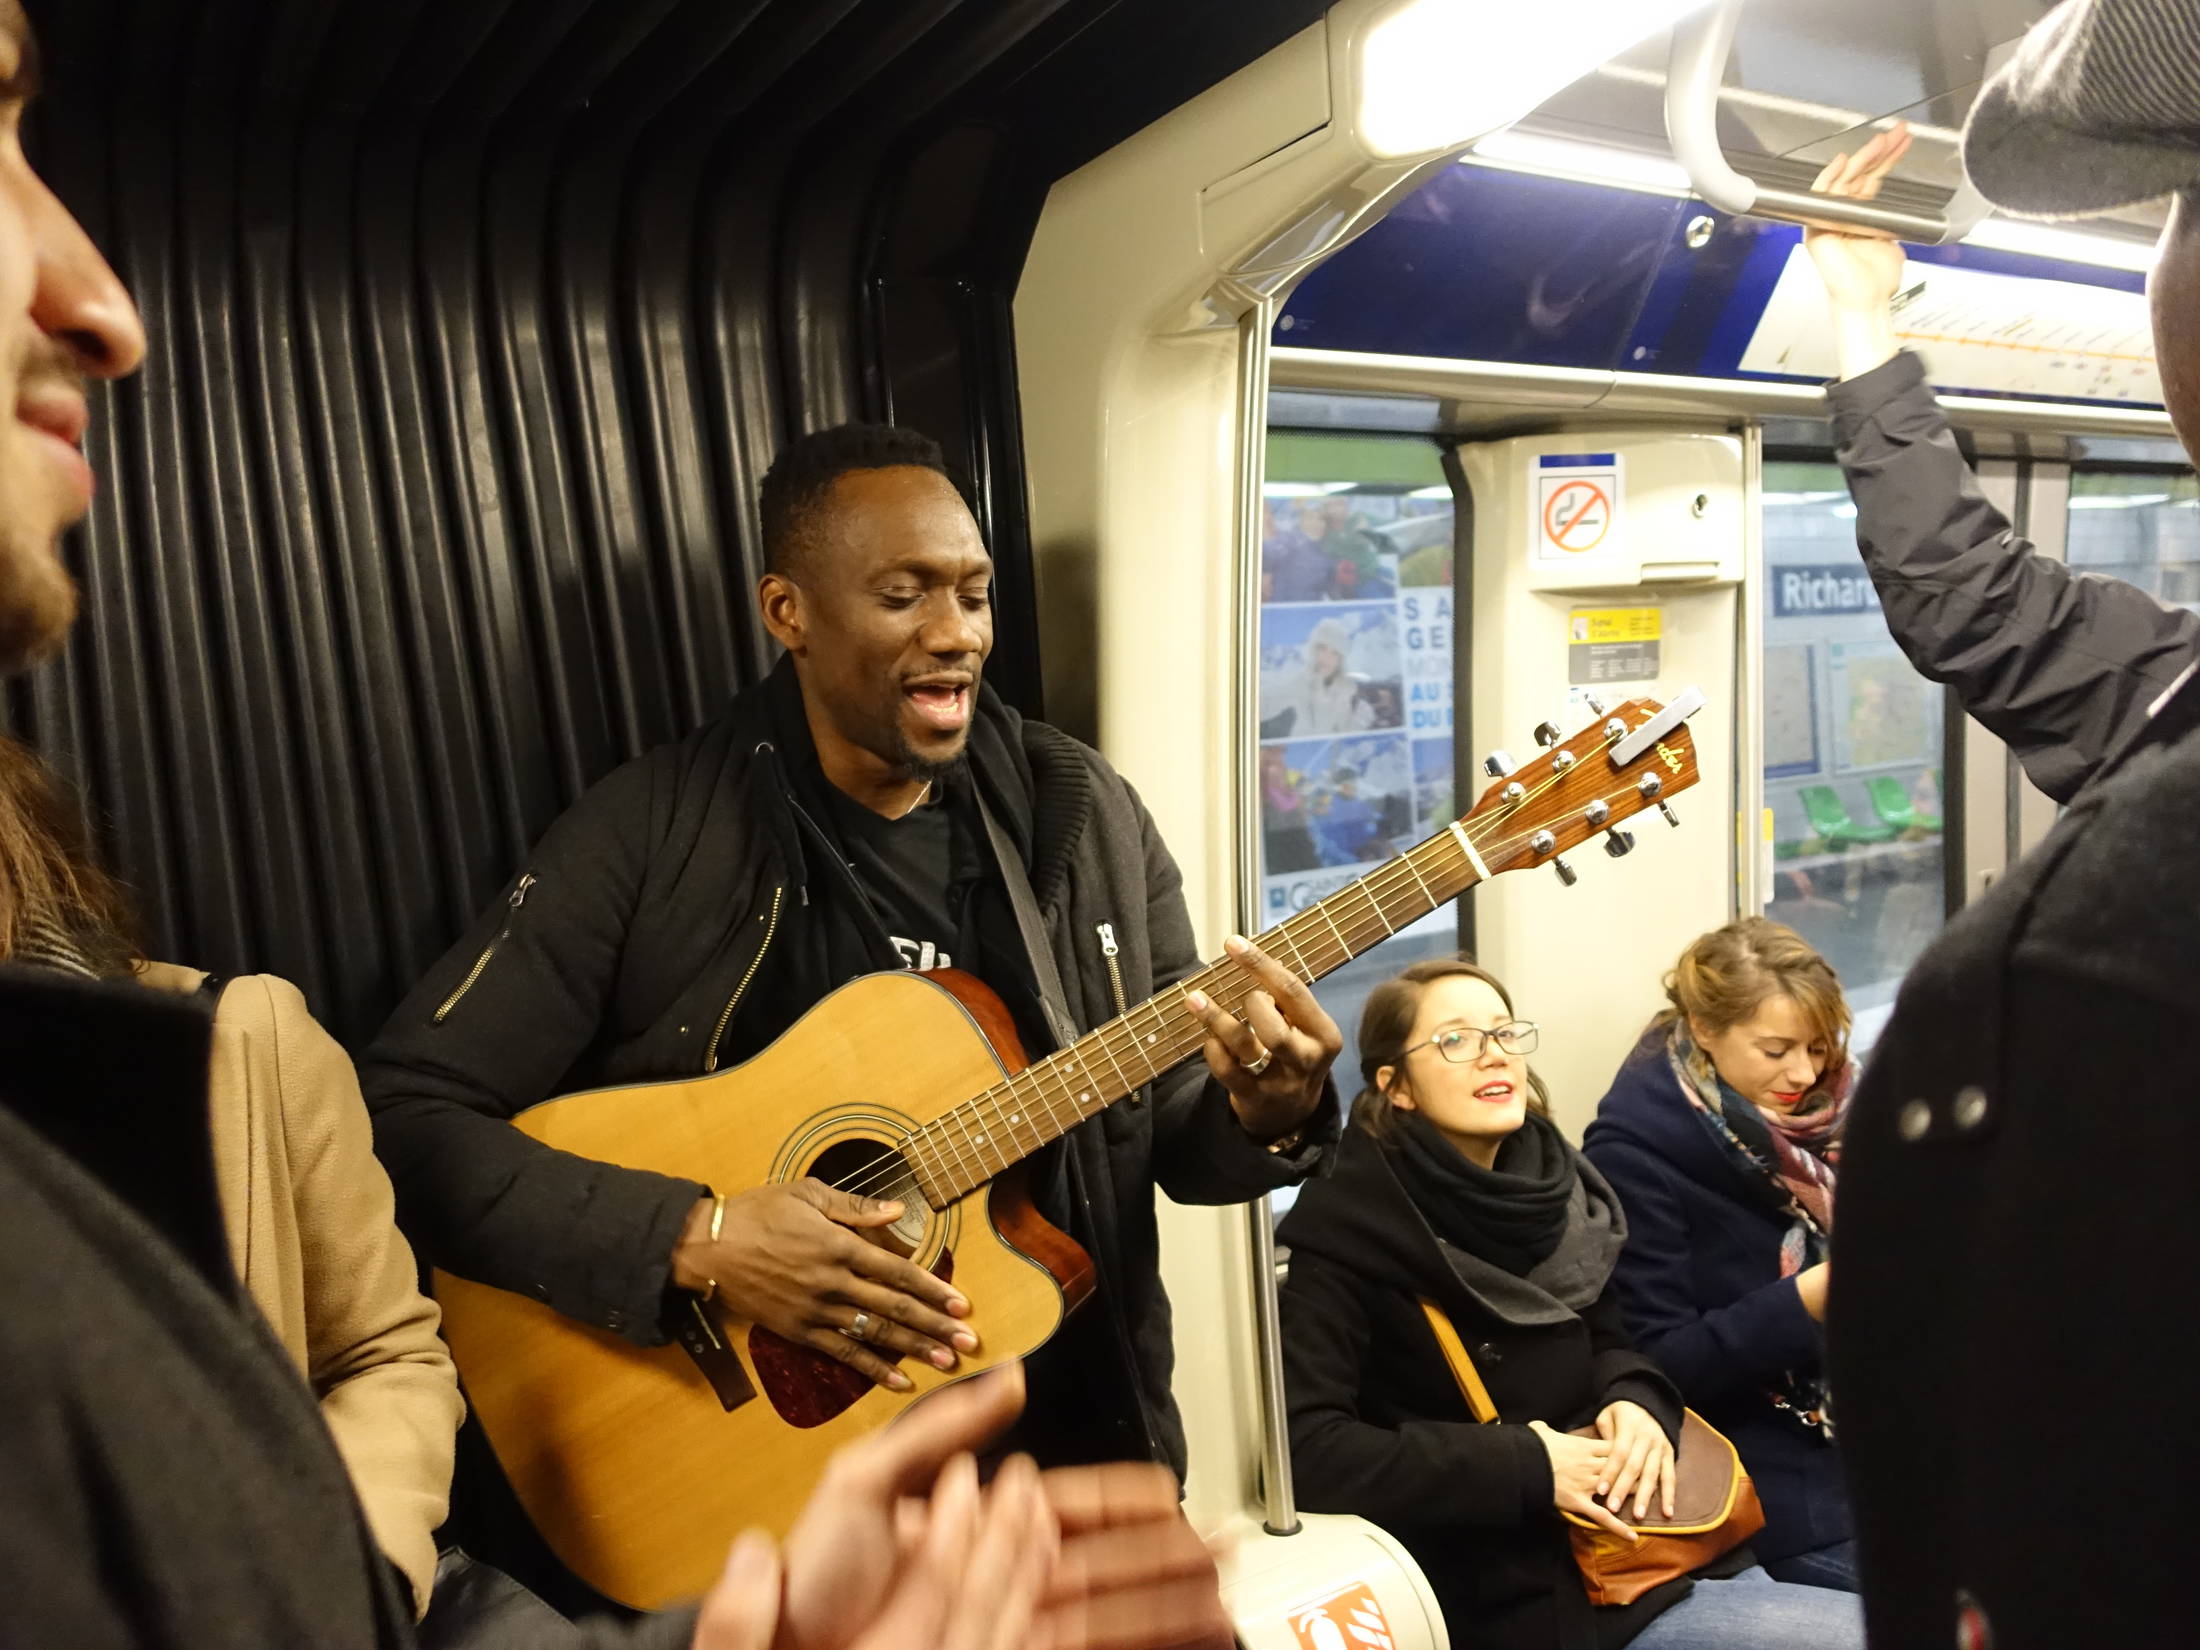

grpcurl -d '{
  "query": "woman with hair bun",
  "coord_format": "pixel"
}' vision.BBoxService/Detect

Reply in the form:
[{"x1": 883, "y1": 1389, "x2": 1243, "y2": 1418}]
[{"x1": 1584, "y1": 919, "x2": 1857, "y2": 1592}]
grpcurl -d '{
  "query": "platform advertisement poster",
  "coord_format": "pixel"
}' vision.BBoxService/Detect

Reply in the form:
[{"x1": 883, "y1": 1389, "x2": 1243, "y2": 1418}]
[{"x1": 1257, "y1": 488, "x2": 1453, "y2": 923}]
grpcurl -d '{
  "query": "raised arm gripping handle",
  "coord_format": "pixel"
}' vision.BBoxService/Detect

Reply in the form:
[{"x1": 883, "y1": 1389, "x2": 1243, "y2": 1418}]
[{"x1": 1665, "y1": 0, "x2": 1989, "y2": 245}]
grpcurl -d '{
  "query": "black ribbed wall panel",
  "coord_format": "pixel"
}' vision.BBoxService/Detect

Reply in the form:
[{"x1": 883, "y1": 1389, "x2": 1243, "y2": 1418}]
[{"x1": 4, "y1": 0, "x2": 1329, "y2": 1048}]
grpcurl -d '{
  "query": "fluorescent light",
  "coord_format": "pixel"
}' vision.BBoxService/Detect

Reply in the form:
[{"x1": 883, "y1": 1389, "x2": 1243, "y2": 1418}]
[
  {"x1": 1356, "y1": 0, "x2": 1716, "y2": 162},
  {"x1": 1762, "y1": 490, "x2": 1852, "y2": 507},
  {"x1": 2069, "y1": 493, "x2": 2173, "y2": 509},
  {"x1": 1832, "y1": 503, "x2": 1858, "y2": 520},
  {"x1": 1467, "y1": 129, "x2": 1692, "y2": 197},
  {"x1": 1264, "y1": 482, "x2": 1360, "y2": 498},
  {"x1": 1408, "y1": 484, "x2": 1452, "y2": 500},
  {"x1": 1963, "y1": 217, "x2": 2160, "y2": 273}
]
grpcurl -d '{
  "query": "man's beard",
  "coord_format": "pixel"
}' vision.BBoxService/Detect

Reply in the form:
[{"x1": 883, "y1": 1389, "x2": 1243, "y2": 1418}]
[
  {"x1": 0, "y1": 526, "x2": 77, "y2": 677},
  {"x1": 890, "y1": 733, "x2": 967, "y2": 791}
]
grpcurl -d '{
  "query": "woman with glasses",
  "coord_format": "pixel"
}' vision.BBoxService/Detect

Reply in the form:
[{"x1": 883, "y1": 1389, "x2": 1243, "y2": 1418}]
[
  {"x1": 1584, "y1": 919, "x2": 1857, "y2": 1593},
  {"x1": 1279, "y1": 958, "x2": 1861, "y2": 1650}
]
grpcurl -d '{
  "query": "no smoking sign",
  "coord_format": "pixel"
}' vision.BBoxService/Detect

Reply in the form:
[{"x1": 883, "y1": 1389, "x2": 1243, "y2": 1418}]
[{"x1": 1534, "y1": 452, "x2": 1622, "y2": 563}]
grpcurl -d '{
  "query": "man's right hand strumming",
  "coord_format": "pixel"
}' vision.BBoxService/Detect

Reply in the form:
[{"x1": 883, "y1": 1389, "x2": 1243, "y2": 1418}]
[{"x1": 672, "y1": 1180, "x2": 978, "y2": 1391}]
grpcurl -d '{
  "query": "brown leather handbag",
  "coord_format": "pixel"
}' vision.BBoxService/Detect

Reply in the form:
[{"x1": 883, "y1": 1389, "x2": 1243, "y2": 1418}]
[{"x1": 1419, "y1": 1300, "x2": 1764, "y2": 1607}]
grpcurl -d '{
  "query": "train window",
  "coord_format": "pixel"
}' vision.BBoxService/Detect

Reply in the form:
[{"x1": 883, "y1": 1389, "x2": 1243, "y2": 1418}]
[
  {"x1": 2066, "y1": 468, "x2": 2200, "y2": 610},
  {"x1": 1761, "y1": 459, "x2": 1948, "y2": 1052},
  {"x1": 1259, "y1": 431, "x2": 1460, "y2": 1168}
]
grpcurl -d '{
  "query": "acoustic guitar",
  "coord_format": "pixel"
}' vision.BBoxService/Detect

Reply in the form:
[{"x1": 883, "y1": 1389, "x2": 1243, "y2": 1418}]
[{"x1": 432, "y1": 690, "x2": 1706, "y2": 1607}]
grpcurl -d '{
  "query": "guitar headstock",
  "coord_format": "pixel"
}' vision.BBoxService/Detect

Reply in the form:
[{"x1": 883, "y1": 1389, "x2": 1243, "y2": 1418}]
[{"x1": 1458, "y1": 691, "x2": 1704, "y2": 886}]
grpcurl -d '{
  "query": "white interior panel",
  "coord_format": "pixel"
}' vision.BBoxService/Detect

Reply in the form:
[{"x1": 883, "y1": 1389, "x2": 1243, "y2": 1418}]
[{"x1": 1456, "y1": 430, "x2": 1742, "y2": 1139}]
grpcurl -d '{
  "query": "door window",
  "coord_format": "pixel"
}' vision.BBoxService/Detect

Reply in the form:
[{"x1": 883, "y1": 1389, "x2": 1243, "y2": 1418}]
[
  {"x1": 2067, "y1": 468, "x2": 2200, "y2": 609},
  {"x1": 1761, "y1": 460, "x2": 1949, "y2": 1052}
]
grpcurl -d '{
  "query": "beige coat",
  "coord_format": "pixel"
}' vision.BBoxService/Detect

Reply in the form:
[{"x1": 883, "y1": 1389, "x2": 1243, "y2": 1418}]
[{"x1": 139, "y1": 964, "x2": 462, "y2": 1617}]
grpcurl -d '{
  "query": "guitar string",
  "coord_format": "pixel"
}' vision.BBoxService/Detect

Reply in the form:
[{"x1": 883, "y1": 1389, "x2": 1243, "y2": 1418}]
[
  {"x1": 828, "y1": 739, "x2": 1667, "y2": 1206},
  {"x1": 833, "y1": 757, "x2": 1653, "y2": 1208},
  {"x1": 822, "y1": 730, "x2": 1676, "y2": 1205}
]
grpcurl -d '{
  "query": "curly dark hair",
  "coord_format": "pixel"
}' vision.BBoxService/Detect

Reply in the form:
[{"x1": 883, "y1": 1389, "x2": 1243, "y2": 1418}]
[{"x1": 759, "y1": 423, "x2": 955, "y2": 578}]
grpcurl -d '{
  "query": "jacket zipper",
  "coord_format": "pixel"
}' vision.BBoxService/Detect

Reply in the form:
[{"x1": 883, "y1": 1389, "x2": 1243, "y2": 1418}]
[
  {"x1": 1096, "y1": 922, "x2": 1128, "y2": 1014},
  {"x1": 434, "y1": 873, "x2": 536, "y2": 1023},
  {"x1": 1097, "y1": 922, "x2": 1141, "y2": 1104},
  {"x1": 705, "y1": 884, "x2": 784, "y2": 1073}
]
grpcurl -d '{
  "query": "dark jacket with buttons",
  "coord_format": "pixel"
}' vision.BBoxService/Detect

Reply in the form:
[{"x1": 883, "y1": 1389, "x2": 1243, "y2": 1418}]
[
  {"x1": 1583, "y1": 1047, "x2": 1846, "y2": 1564},
  {"x1": 1279, "y1": 1124, "x2": 1689, "y2": 1650},
  {"x1": 1829, "y1": 355, "x2": 2200, "y2": 1647},
  {"x1": 361, "y1": 659, "x2": 1333, "y2": 1477}
]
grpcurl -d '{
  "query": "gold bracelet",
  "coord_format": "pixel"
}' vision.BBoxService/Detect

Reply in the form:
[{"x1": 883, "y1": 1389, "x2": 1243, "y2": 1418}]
[{"x1": 695, "y1": 1193, "x2": 727, "y2": 1302}]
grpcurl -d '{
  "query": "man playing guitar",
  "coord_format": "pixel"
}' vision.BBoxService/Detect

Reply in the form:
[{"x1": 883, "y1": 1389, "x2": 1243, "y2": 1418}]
[{"x1": 363, "y1": 422, "x2": 1341, "y2": 1483}]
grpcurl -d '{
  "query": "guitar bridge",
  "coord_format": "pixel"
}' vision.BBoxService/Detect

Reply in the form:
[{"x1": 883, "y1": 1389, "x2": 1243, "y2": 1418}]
[{"x1": 677, "y1": 1298, "x2": 758, "y2": 1413}]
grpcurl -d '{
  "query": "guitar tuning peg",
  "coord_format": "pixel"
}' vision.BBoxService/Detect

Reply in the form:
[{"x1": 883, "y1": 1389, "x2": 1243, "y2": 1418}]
[
  {"x1": 1552, "y1": 856, "x2": 1579, "y2": 887},
  {"x1": 1583, "y1": 695, "x2": 1606, "y2": 716},
  {"x1": 1482, "y1": 749, "x2": 1517, "y2": 778},
  {"x1": 1603, "y1": 828, "x2": 1637, "y2": 859},
  {"x1": 1533, "y1": 721, "x2": 1562, "y2": 748},
  {"x1": 1658, "y1": 802, "x2": 1680, "y2": 828}
]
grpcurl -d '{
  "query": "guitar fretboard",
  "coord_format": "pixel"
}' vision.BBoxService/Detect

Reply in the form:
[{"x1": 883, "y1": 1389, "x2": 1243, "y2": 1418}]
[{"x1": 904, "y1": 822, "x2": 1485, "y2": 1206}]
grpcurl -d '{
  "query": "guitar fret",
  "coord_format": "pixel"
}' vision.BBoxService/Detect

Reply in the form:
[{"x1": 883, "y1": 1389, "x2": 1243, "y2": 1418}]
[
  {"x1": 1270, "y1": 924, "x2": 1311, "y2": 981},
  {"x1": 983, "y1": 1080, "x2": 1026, "y2": 1172},
  {"x1": 1312, "y1": 900, "x2": 1350, "y2": 961},
  {"x1": 1087, "y1": 1024, "x2": 1136, "y2": 1100},
  {"x1": 1358, "y1": 880, "x2": 1394, "y2": 938},
  {"x1": 1025, "y1": 1061, "x2": 1074, "y2": 1139},
  {"x1": 1065, "y1": 1039, "x2": 1112, "y2": 1114},
  {"x1": 1400, "y1": 848, "x2": 1438, "y2": 909}
]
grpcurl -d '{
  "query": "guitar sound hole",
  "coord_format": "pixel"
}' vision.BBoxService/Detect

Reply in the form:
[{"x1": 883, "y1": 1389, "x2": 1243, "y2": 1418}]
[{"x1": 805, "y1": 1137, "x2": 929, "y2": 1258}]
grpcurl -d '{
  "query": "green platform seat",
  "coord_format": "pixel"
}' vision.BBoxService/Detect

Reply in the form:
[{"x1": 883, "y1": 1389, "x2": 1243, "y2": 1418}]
[
  {"x1": 1866, "y1": 775, "x2": 1941, "y2": 834},
  {"x1": 1799, "y1": 783, "x2": 1898, "y2": 848}
]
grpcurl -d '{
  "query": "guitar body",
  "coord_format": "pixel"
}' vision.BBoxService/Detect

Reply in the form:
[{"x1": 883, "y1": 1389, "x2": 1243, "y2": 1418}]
[{"x1": 432, "y1": 969, "x2": 1093, "y2": 1610}]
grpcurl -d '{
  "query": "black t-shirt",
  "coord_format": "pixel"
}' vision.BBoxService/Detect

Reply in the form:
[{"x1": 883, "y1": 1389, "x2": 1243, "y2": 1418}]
[{"x1": 820, "y1": 785, "x2": 978, "y2": 973}]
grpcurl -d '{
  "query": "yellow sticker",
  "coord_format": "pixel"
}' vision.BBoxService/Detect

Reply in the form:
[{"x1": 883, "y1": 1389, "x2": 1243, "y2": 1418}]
[
  {"x1": 1763, "y1": 806, "x2": 1775, "y2": 843},
  {"x1": 1569, "y1": 606, "x2": 1661, "y2": 645}
]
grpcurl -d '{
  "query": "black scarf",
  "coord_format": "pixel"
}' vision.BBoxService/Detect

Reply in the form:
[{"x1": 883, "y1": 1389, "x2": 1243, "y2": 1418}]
[{"x1": 1390, "y1": 1108, "x2": 1576, "y2": 1278}]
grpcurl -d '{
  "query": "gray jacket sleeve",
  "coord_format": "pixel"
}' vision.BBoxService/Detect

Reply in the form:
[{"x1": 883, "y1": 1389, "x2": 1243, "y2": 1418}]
[
  {"x1": 1129, "y1": 786, "x2": 1340, "y2": 1206},
  {"x1": 1829, "y1": 350, "x2": 2200, "y2": 803}
]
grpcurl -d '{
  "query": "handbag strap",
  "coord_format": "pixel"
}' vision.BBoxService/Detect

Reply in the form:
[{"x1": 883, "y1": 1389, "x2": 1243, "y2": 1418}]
[{"x1": 1419, "y1": 1298, "x2": 1500, "y2": 1425}]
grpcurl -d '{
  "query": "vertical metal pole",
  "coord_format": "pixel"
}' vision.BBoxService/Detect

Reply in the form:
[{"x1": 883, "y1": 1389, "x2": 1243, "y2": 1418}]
[
  {"x1": 1735, "y1": 422, "x2": 1767, "y2": 919},
  {"x1": 1231, "y1": 298, "x2": 1300, "y2": 1537}
]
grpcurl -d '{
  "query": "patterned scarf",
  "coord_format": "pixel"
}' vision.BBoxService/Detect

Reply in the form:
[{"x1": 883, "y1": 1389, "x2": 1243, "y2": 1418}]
[{"x1": 1666, "y1": 1021, "x2": 1850, "y2": 1438}]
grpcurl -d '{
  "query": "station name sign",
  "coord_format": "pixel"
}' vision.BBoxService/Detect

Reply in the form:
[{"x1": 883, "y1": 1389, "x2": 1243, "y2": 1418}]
[{"x1": 1773, "y1": 565, "x2": 1883, "y2": 618}]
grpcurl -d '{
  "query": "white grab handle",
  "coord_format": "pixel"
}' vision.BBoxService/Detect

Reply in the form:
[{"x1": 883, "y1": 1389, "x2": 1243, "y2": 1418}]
[{"x1": 1665, "y1": 0, "x2": 1989, "y2": 245}]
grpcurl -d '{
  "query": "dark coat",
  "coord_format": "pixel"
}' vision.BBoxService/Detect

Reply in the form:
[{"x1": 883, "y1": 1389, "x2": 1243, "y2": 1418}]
[
  {"x1": 1583, "y1": 1046, "x2": 1846, "y2": 1563},
  {"x1": 0, "y1": 967, "x2": 692, "y2": 1650},
  {"x1": 1829, "y1": 353, "x2": 2200, "y2": 1647},
  {"x1": 361, "y1": 660, "x2": 1331, "y2": 1475},
  {"x1": 1278, "y1": 1124, "x2": 1689, "y2": 1650}
]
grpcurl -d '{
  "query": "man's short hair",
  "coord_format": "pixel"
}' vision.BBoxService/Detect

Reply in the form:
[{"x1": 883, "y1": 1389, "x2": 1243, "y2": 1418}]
[{"x1": 759, "y1": 423, "x2": 954, "y2": 579}]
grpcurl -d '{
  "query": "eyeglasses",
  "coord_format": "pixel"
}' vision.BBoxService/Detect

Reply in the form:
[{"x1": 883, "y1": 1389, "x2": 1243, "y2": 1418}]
[{"x1": 1404, "y1": 1021, "x2": 1540, "y2": 1063}]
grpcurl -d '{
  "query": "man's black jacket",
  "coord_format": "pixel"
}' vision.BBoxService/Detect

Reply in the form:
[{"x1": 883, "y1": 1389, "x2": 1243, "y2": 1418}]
[
  {"x1": 361, "y1": 659, "x2": 1332, "y2": 1474},
  {"x1": 1829, "y1": 348, "x2": 2200, "y2": 804},
  {"x1": 1829, "y1": 352, "x2": 2200, "y2": 1647}
]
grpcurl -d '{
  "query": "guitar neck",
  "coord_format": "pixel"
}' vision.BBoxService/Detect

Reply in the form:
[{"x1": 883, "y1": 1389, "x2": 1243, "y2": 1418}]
[{"x1": 906, "y1": 823, "x2": 1486, "y2": 1206}]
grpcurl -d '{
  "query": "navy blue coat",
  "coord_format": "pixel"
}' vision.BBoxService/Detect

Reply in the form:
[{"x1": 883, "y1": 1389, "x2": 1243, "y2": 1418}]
[{"x1": 1582, "y1": 1044, "x2": 1848, "y2": 1563}]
